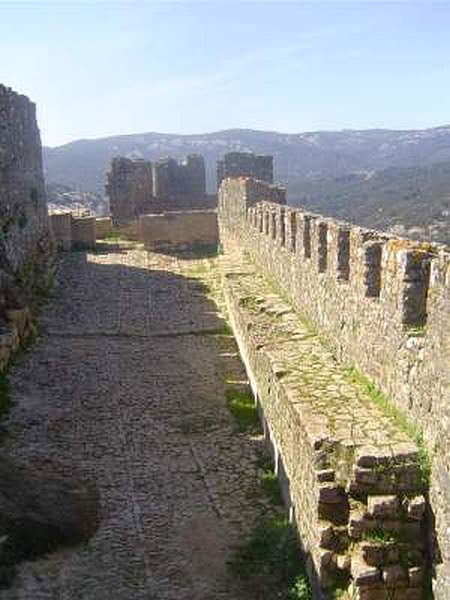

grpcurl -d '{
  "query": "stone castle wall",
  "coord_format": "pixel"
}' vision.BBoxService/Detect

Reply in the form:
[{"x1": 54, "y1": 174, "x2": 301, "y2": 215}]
[
  {"x1": 106, "y1": 157, "x2": 154, "y2": 223},
  {"x1": 218, "y1": 177, "x2": 450, "y2": 599},
  {"x1": 0, "y1": 84, "x2": 53, "y2": 370},
  {"x1": 49, "y1": 212, "x2": 102, "y2": 250},
  {"x1": 139, "y1": 210, "x2": 218, "y2": 250}
]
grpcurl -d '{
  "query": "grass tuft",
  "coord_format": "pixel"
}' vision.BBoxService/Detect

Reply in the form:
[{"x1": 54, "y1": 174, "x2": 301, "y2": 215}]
[
  {"x1": 228, "y1": 516, "x2": 311, "y2": 600},
  {"x1": 345, "y1": 365, "x2": 431, "y2": 487},
  {"x1": 225, "y1": 387, "x2": 259, "y2": 432},
  {"x1": 102, "y1": 231, "x2": 126, "y2": 241},
  {"x1": 260, "y1": 466, "x2": 284, "y2": 506},
  {"x1": 362, "y1": 527, "x2": 396, "y2": 544}
]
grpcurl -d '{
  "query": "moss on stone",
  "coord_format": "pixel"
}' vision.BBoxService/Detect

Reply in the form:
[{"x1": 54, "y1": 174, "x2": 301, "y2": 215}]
[{"x1": 344, "y1": 365, "x2": 431, "y2": 487}]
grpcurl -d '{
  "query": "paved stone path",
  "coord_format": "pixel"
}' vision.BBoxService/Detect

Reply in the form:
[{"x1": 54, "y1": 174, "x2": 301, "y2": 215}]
[{"x1": 3, "y1": 243, "x2": 269, "y2": 600}]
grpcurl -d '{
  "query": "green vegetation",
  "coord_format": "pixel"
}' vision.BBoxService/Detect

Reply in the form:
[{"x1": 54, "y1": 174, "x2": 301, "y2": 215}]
[
  {"x1": 255, "y1": 455, "x2": 284, "y2": 505},
  {"x1": 102, "y1": 231, "x2": 126, "y2": 241},
  {"x1": 288, "y1": 574, "x2": 311, "y2": 600},
  {"x1": 330, "y1": 587, "x2": 347, "y2": 600},
  {"x1": 290, "y1": 159, "x2": 450, "y2": 246},
  {"x1": 362, "y1": 527, "x2": 396, "y2": 544},
  {"x1": 407, "y1": 324, "x2": 427, "y2": 338},
  {"x1": 228, "y1": 516, "x2": 311, "y2": 600},
  {"x1": 209, "y1": 323, "x2": 233, "y2": 337},
  {"x1": 345, "y1": 366, "x2": 431, "y2": 487},
  {"x1": 225, "y1": 386, "x2": 259, "y2": 432},
  {"x1": 238, "y1": 296, "x2": 260, "y2": 312}
]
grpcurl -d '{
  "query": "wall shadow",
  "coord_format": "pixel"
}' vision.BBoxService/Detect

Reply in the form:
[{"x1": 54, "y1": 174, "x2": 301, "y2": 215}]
[
  {"x1": 144, "y1": 242, "x2": 219, "y2": 261},
  {"x1": 2, "y1": 244, "x2": 321, "y2": 597}
]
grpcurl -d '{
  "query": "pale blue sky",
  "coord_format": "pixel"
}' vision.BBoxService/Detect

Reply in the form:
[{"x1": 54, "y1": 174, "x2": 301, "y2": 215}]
[{"x1": 1, "y1": 1, "x2": 449, "y2": 146}]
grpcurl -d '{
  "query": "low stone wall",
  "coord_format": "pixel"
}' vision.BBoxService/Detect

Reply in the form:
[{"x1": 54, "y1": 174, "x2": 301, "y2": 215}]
[
  {"x1": 95, "y1": 217, "x2": 113, "y2": 239},
  {"x1": 72, "y1": 216, "x2": 96, "y2": 249},
  {"x1": 139, "y1": 210, "x2": 218, "y2": 249},
  {"x1": 114, "y1": 219, "x2": 140, "y2": 241},
  {"x1": 49, "y1": 213, "x2": 97, "y2": 250},
  {"x1": 49, "y1": 212, "x2": 72, "y2": 250},
  {"x1": 218, "y1": 177, "x2": 450, "y2": 598}
]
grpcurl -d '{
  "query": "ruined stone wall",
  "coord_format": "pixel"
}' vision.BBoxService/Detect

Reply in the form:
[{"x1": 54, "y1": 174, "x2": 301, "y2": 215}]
[
  {"x1": 107, "y1": 154, "x2": 208, "y2": 224},
  {"x1": 0, "y1": 84, "x2": 52, "y2": 370},
  {"x1": 106, "y1": 157, "x2": 154, "y2": 224},
  {"x1": 49, "y1": 212, "x2": 97, "y2": 250},
  {"x1": 139, "y1": 210, "x2": 218, "y2": 250},
  {"x1": 216, "y1": 152, "x2": 273, "y2": 189},
  {"x1": 95, "y1": 216, "x2": 113, "y2": 239},
  {"x1": 49, "y1": 212, "x2": 72, "y2": 250},
  {"x1": 218, "y1": 177, "x2": 450, "y2": 599},
  {"x1": 71, "y1": 216, "x2": 96, "y2": 249},
  {"x1": 153, "y1": 154, "x2": 206, "y2": 199}
]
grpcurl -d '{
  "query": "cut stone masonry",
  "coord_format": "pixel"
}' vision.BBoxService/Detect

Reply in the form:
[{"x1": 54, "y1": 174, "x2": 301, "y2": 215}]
[
  {"x1": 223, "y1": 262, "x2": 427, "y2": 599},
  {"x1": 217, "y1": 151, "x2": 273, "y2": 189},
  {"x1": 0, "y1": 85, "x2": 53, "y2": 371},
  {"x1": 219, "y1": 176, "x2": 450, "y2": 599},
  {"x1": 49, "y1": 212, "x2": 97, "y2": 250},
  {"x1": 106, "y1": 154, "x2": 214, "y2": 224}
]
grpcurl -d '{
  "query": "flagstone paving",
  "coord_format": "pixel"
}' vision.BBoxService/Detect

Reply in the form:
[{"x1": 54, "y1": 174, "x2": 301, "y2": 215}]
[{"x1": 2, "y1": 242, "x2": 268, "y2": 600}]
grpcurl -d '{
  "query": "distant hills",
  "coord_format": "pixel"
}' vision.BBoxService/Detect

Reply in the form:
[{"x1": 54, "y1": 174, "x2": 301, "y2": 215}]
[
  {"x1": 289, "y1": 161, "x2": 450, "y2": 245},
  {"x1": 43, "y1": 126, "x2": 450, "y2": 244}
]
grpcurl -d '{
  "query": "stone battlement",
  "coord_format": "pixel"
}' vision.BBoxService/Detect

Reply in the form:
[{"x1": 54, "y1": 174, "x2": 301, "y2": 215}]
[{"x1": 219, "y1": 176, "x2": 450, "y2": 598}]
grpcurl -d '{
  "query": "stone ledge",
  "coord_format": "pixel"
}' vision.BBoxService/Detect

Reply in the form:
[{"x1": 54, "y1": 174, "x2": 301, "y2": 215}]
[{"x1": 222, "y1": 260, "x2": 428, "y2": 597}]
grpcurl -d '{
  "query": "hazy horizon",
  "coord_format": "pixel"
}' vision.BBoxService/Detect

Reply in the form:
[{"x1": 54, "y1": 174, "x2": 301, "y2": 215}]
[{"x1": 2, "y1": 1, "x2": 449, "y2": 146}]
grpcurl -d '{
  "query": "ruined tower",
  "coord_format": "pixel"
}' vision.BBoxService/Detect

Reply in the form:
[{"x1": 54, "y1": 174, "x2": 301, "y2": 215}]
[
  {"x1": 217, "y1": 151, "x2": 273, "y2": 188},
  {"x1": 106, "y1": 157, "x2": 153, "y2": 224},
  {"x1": 106, "y1": 154, "x2": 208, "y2": 223}
]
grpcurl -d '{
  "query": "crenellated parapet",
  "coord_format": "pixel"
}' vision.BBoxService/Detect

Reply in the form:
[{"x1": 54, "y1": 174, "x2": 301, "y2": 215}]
[{"x1": 219, "y1": 176, "x2": 450, "y2": 599}]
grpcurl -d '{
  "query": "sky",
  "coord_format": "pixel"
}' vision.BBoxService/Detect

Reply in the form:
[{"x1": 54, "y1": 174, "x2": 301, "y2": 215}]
[{"x1": 1, "y1": 1, "x2": 449, "y2": 147}]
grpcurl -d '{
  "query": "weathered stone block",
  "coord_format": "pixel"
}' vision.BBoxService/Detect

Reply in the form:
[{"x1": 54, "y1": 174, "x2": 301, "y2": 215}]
[
  {"x1": 367, "y1": 495, "x2": 400, "y2": 519},
  {"x1": 361, "y1": 542, "x2": 385, "y2": 567},
  {"x1": 351, "y1": 556, "x2": 381, "y2": 587},
  {"x1": 406, "y1": 495, "x2": 426, "y2": 521},
  {"x1": 383, "y1": 565, "x2": 408, "y2": 588},
  {"x1": 408, "y1": 566, "x2": 424, "y2": 587},
  {"x1": 391, "y1": 588, "x2": 423, "y2": 600}
]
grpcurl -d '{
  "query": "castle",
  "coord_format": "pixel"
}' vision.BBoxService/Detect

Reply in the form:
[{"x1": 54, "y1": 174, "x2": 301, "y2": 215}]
[{"x1": 1, "y1": 84, "x2": 450, "y2": 599}]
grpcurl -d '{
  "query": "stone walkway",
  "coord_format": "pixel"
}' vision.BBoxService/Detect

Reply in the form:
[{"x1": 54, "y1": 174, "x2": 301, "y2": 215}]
[{"x1": 2, "y1": 243, "x2": 268, "y2": 600}]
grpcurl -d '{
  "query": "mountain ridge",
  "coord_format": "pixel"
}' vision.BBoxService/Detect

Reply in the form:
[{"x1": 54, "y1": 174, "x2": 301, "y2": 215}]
[{"x1": 43, "y1": 125, "x2": 450, "y2": 195}]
